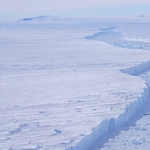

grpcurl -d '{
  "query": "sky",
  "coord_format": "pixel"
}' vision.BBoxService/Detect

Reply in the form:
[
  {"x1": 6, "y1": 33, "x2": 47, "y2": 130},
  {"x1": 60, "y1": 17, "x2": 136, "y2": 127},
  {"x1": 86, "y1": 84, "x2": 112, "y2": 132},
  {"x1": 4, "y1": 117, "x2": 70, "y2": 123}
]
[{"x1": 0, "y1": 0, "x2": 150, "y2": 20}]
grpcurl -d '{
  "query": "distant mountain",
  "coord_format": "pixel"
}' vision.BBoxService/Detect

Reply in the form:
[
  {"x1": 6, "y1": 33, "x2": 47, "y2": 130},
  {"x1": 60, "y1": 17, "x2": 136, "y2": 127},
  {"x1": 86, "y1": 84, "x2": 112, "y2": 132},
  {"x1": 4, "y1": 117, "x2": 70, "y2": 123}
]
[
  {"x1": 136, "y1": 15, "x2": 149, "y2": 18},
  {"x1": 18, "y1": 15, "x2": 59, "y2": 22}
]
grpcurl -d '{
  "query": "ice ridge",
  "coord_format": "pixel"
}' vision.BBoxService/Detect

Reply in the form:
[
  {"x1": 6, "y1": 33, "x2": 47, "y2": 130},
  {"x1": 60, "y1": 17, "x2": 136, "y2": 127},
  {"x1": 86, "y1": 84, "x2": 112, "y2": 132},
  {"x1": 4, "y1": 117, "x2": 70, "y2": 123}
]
[{"x1": 67, "y1": 61, "x2": 150, "y2": 150}]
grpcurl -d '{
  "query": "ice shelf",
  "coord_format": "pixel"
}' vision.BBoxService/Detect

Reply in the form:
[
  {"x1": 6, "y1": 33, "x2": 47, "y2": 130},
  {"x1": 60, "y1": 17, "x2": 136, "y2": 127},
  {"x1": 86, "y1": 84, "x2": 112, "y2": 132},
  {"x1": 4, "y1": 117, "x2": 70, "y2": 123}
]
[{"x1": 1, "y1": 20, "x2": 150, "y2": 150}]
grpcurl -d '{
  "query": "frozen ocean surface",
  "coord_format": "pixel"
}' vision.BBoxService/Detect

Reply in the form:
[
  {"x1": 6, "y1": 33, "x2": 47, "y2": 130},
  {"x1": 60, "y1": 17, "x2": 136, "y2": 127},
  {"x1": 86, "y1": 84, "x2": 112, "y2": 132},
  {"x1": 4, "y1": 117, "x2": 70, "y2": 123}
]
[{"x1": 1, "y1": 17, "x2": 150, "y2": 150}]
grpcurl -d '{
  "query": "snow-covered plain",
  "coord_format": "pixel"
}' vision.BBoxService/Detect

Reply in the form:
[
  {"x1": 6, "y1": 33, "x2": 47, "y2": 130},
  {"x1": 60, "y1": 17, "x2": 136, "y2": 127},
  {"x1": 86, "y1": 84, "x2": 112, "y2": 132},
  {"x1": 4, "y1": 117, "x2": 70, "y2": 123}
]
[{"x1": 1, "y1": 17, "x2": 150, "y2": 150}]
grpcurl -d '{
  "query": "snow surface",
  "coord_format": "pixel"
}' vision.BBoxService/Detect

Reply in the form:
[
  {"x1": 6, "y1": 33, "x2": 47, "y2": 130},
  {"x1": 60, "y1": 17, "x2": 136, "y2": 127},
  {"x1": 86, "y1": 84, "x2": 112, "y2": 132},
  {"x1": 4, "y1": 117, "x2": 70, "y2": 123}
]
[{"x1": 1, "y1": 18, "x2": 150, "y2": 150}]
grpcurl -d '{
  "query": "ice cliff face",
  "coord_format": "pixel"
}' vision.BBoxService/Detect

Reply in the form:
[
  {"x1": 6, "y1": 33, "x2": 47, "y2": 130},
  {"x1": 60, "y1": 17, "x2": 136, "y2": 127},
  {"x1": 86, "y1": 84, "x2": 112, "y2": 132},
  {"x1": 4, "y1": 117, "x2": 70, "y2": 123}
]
[
  {"x1": 85, "y1": 26, "x2": 150, "y2": 50},
  {"x1": 121, "y1": 61, "x2": 150, "y2": 76},
  {"x1": 68, "y1": 62, "x2": 150, "y2": 150}
]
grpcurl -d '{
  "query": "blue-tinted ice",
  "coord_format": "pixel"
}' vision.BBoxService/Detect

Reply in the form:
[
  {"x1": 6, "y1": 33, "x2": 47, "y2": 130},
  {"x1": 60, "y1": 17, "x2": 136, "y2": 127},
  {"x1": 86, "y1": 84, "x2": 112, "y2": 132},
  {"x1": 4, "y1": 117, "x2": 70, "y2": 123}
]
[{"x1": 85, "y1": 24, "x2": 150, "y2": 50}]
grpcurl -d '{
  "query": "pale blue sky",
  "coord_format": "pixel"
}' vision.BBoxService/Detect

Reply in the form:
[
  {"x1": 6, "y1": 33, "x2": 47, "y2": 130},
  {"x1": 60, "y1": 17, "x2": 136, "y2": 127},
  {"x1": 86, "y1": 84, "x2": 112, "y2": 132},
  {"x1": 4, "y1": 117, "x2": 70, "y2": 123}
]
[
  {"x1": 0, "y1": 0, "x2": 150, "y2": 20},
  {"x1": 52, "y1": 4, "x2": 150, "y2": 17}
]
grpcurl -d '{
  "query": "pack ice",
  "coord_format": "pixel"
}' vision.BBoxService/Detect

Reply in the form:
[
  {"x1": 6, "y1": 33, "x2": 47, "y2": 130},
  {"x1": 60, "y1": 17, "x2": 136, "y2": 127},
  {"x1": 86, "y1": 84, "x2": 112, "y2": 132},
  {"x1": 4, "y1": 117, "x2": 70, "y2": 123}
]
[{"x1": 1, "y1": 17, "x2": 150, "y2": 150}]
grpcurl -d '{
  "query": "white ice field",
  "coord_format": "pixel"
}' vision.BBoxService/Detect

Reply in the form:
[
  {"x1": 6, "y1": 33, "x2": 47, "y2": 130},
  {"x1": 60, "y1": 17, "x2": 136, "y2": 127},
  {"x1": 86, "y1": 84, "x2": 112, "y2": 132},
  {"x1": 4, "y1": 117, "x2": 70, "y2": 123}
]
[{"x1": 1, "y1": 17, "x2": 150, "y2": 150}]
